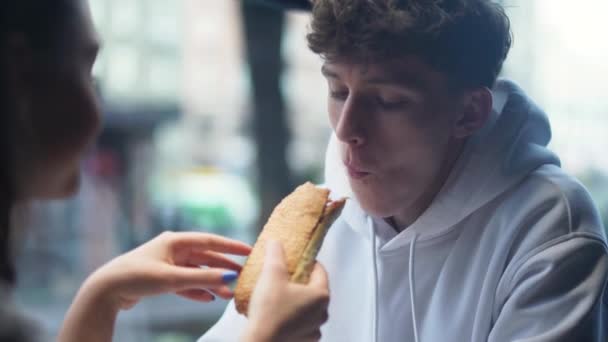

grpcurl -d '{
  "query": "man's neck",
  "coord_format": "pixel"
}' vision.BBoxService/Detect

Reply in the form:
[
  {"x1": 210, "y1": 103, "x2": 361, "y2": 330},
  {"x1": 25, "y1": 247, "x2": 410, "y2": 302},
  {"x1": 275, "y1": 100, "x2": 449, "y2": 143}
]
[{"x1": 388, "y1": 140, "x2": 465, "y2": 233}]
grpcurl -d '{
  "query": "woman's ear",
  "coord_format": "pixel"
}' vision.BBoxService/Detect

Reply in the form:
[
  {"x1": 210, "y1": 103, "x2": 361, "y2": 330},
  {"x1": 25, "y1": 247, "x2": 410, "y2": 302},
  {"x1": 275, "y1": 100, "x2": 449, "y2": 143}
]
[{"x1": 453, "y1": 87, "x2": 492, "y2": 139}]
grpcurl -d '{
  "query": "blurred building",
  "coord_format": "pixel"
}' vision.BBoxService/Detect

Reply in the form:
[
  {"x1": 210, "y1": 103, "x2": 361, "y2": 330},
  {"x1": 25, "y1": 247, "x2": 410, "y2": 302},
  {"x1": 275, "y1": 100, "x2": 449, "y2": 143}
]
[{"x1": 91, "y1": 0, "x2": 181, "y2": 105}]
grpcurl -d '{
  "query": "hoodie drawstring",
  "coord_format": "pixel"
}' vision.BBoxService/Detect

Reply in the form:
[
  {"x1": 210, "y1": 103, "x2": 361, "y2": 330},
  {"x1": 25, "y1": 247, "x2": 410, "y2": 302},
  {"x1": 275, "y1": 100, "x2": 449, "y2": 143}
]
[
  {"x1": 409, "y1": 232, "x2": 420, "y2": 342},
  {"x1": 369, "y1": 217, "x2": 420, "y2": 342},
  {"x1": 369, "y1": 217, "x2": 379, "y2": 342}
]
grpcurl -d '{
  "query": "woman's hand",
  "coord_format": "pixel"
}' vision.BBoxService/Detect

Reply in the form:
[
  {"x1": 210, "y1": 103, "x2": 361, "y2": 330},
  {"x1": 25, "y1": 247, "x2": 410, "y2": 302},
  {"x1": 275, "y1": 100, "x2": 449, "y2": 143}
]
[
  {"x1": 243, "y1": 240, "x2": 330, "y2": 342},
  {"x1": 59, "y1": 231, "x2": 251, "y2": 342},
  {"x1": 87, "y1": 231, "x2": 252, "y2": 308}
]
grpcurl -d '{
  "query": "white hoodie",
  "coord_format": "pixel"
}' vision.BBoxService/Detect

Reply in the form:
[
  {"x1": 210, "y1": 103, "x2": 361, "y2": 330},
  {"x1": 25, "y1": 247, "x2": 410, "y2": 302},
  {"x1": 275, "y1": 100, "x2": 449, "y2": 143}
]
[{"x1": 199, "y1": 80, "x2": 608, "y2": 342}]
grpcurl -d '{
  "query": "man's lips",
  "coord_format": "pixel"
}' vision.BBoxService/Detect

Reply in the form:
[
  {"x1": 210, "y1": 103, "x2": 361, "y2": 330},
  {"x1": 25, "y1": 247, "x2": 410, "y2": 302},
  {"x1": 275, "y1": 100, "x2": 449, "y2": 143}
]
[{"x1": 344, "y1": 162, "x2": 371, "y2": 180}]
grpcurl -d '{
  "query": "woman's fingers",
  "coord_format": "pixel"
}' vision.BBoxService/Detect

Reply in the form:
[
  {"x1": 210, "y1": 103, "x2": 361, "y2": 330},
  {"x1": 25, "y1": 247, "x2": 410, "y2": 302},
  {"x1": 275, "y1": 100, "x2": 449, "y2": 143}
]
[
  {"x1": 183, "y1": 250, "x2": 244, "y2": 271},
  {"x1": 164, "y1": 266, "x2": 238, "y2": 291},
  {"x1": 166, "y1": 231, "x2": 252, "y2": 256},
  {"x1": 207, "y1": 285, "x2": 235, "y2": 300},
  {"x1": 176, "y1": 289, "x2": 215, "y2": 302},
  {"x1": 291, "y1": 329, "x2": 322, "y2": 342},
  {"x1": 304, "y1": 330, "x2": 323, "y2": 342},
  {"x1": 173, "y1": 269, "x2": 235, "y2": 300}
]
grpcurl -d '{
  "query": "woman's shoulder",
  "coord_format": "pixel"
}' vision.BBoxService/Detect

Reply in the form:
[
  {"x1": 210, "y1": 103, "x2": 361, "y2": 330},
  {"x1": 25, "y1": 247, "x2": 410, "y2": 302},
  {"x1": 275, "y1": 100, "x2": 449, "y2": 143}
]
[{"x1": 0, "y1": 284, "x2": 42, "y2": 342}]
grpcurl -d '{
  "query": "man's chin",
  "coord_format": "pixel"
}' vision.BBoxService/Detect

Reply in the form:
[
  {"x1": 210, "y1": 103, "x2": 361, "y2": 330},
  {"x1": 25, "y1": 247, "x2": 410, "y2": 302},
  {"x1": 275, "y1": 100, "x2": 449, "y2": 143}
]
[
  {"x1": 351, "y1": 189, "x2": 395, "y2": 218},
  {"x1": 360, "y1": 203, "x2": 395, "y2": 219}
]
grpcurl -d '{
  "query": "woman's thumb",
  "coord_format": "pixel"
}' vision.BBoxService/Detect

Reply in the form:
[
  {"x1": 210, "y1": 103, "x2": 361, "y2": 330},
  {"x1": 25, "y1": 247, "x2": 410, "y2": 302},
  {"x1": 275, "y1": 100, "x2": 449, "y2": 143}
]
[
  {"x1": 261, "y1": 239, "x2": 288, "y2": 281},
  {"x1": 308, "y1": 262, "x2": 329, "y2": 290}
]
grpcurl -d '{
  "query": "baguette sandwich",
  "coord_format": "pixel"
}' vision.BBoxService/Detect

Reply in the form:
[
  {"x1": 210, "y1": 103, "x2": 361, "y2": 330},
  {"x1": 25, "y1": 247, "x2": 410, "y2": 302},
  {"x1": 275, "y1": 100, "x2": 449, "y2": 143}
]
[{"x1": 234, "y1": 182, "x2": 346, "y2": 315}]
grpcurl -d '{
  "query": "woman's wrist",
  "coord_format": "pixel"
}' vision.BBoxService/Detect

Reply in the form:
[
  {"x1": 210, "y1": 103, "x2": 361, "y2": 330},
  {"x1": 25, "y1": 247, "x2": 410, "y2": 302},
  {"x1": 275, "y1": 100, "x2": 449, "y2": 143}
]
[
  {"x1": 58, "y1": 271, "x2": 121, "y2": 342},
  {"x1": 77, "y1": 268, "x2": 123, "y2": 313}
]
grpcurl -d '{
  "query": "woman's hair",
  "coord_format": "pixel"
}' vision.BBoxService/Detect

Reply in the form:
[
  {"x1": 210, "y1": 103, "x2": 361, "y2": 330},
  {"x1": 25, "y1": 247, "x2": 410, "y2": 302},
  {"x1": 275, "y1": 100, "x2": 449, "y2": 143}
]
[
  {"x1": 307, "y1": 0, "x2": 512, "y2": 89},
  {"x1": 0, "y1": 0, "x2": 76, "y2": 285}
]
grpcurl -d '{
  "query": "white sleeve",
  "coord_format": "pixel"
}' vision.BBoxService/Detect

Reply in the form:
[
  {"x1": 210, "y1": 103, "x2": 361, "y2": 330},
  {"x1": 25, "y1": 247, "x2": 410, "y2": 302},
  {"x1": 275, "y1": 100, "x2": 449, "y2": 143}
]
[
  {"x1": 197, "y1": 300, "x2": 249, "y2": 342},
  {"x1": 489, "y1": 236, "x2": 608, "y2": 342}
]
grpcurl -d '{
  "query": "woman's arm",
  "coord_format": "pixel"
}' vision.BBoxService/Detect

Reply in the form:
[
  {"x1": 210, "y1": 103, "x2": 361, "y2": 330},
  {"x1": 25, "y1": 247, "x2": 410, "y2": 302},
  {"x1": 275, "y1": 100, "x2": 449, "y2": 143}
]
[
  {"x1": 58, "y1": 231, "x2": 251, "y2": 342},
  {"x1": 59, "y1": 234, "x2": 330, "y2": 342}
]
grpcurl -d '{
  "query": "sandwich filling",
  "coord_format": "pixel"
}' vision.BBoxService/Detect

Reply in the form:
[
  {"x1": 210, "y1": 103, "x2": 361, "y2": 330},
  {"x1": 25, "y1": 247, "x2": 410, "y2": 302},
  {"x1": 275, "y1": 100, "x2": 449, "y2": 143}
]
[{"x1": 291, "y1": 199, "x2": 346, "y2": 283}]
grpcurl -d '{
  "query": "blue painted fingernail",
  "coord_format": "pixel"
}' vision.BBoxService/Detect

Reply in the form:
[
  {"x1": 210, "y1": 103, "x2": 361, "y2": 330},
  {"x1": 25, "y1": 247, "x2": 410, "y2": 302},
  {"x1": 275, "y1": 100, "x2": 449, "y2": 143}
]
[{"x1": 222, "y1": 271, "x2": 239, "y2": 283}]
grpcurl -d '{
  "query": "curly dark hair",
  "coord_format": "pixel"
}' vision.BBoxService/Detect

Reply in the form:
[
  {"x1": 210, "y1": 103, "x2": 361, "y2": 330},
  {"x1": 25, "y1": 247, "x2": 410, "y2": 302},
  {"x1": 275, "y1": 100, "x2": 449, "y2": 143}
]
[{"x1": 307, "y1": 0, "x2": 512, "y2": 89}]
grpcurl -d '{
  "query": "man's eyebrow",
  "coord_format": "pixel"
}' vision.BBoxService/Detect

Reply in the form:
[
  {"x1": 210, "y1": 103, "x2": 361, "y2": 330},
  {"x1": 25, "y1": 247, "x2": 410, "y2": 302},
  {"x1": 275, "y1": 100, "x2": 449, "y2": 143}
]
[
  {"x1": 321, "y1": 65, "x2": 428, "y2": 92},
  {"x1": 321, "y1": 65, "x2": 339, "y2": 79},
  {"x1": 365, "y1": 73, "x2": 427, "y2": 92}
]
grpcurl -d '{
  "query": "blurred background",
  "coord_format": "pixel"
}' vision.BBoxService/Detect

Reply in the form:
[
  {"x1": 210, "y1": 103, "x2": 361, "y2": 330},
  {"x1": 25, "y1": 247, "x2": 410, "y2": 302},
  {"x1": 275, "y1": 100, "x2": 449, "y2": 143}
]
[{"x1": 14, "y1": 0, "x2": 608, "y2": 340}]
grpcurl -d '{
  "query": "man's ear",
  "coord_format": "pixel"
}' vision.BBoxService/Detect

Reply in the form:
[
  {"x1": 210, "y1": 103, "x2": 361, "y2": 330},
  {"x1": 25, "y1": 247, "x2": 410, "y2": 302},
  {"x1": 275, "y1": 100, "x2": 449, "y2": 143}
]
[{"x1": 453, "y1": 87, "x2": 492, "y2": 139}]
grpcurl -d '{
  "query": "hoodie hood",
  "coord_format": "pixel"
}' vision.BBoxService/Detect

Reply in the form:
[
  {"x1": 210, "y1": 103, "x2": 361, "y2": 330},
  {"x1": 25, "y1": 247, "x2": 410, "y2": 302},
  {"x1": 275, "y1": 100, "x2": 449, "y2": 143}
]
[{"x1": 324, "y1": 79, "x2": 561, "y2": 251}]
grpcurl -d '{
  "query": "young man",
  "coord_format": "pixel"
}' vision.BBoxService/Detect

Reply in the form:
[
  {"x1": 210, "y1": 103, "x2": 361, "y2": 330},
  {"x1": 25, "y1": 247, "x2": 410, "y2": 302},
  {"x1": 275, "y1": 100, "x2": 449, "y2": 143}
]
[{"x1": 201, "y1": 0, "x2": 608, "y2": 341}]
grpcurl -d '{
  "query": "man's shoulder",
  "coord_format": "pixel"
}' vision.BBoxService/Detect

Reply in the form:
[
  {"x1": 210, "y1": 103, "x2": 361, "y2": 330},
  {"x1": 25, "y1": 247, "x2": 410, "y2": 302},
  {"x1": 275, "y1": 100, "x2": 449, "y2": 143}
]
[
  {"x1": 494, "y1": 164, "x2": 607, "y2": 254},
  {"x1": 480, "y1": 165, "x2": 607, "y2": 293}
]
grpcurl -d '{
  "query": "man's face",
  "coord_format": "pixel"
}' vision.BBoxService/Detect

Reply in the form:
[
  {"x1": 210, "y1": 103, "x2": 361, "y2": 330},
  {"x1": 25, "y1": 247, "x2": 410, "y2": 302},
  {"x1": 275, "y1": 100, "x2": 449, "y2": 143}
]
[{"x1": 323, "y1": 56, "x2": 465, "y2": 220}]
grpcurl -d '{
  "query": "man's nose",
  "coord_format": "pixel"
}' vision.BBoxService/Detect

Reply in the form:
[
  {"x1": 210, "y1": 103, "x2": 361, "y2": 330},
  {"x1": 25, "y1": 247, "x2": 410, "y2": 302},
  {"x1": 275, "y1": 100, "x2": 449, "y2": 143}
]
[{"x1": 334, "y1": 95, "x2": 367, "y2": 147}]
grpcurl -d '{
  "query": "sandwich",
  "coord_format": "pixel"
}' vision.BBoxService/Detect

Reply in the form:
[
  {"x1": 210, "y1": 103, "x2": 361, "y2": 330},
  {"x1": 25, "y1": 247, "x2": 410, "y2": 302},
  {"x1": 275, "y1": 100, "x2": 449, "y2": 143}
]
[{"x1": 234, "y1": 182, "x2": 346, "y2": 315}]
